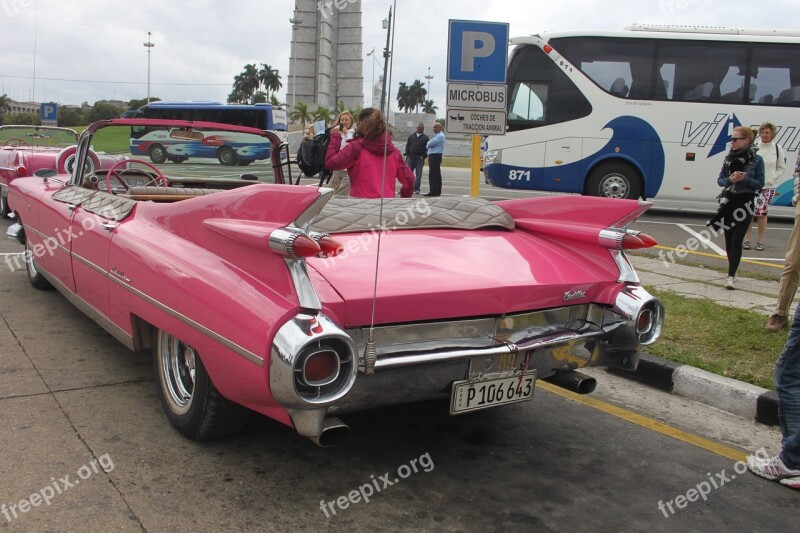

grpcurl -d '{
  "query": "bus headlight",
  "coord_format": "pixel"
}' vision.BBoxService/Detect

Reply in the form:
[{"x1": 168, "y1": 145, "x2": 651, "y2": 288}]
[{"x1": 484, "y1": 149, "x2": 501, "y2": 166}]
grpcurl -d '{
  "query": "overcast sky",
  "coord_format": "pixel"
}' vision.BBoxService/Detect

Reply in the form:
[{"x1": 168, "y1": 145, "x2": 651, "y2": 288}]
[{"x1": 0, "y1": 0, "x2": 795, "y2": 113}]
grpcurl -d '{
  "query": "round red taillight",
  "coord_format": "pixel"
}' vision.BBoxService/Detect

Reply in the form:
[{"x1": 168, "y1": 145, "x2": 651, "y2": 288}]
[
  {"x1": 16, "y1": 165, "x2": 27, "y2": 176},
  {"x1": 291, "y1": 235, "x2": 322, "y2": 258},
  {"x1": 622, "y1": 232, "x2": 657, "y2": 249},
  {"x1": 302, "y1": 349, "x2": 340, "y2": 386},
  {"x1": 317, "y1": 236, "x2": 344, "y2": 257}
]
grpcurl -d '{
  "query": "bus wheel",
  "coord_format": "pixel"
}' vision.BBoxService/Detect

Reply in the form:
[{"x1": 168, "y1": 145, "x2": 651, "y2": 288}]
[
  {"x1": 586, "y1": 162, "x2": 642, "y2": 200},
  {"x1": 149, "y1": 144, "x2": 167, "y2": 164},
  {"x1": 169, "y1": 157, "x2": 187, "y2": 164},
  {"x1": 218, "y1": 147, "x2": 237, "y2": 166}
]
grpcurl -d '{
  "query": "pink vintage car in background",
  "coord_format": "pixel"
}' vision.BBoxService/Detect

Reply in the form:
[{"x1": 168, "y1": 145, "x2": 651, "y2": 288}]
[
  {"x1": 6, "y1": 118, "x2": 663, "y2": 445},
  {"x1": 0, "y1": 125, "x2": 125, "y2": 217}
]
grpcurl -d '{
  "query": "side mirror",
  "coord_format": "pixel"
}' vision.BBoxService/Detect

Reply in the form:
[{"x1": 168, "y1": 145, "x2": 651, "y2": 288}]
[{"x1": 34, "y1": 168, "x2": 58, "y2": 179}]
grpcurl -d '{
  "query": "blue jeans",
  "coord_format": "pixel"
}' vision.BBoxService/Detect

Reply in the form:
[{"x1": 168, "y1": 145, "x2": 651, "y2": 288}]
[
  {"x1": 406, "y1": 156, "x2": 425, "y2": 192},
  {"x1": 776, "y1": 305, "x2": 800, "y2": 469}
]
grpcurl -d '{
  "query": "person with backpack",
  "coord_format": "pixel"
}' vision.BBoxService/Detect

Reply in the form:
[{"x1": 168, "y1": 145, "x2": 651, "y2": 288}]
[{"x1": 324, "y1": 108, "x2": 414, "y2": 199}]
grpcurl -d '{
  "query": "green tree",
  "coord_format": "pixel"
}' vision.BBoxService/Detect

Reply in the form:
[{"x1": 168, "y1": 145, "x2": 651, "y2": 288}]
[
  {"x1": 252, "y1": 91, "x2": 267, "y2": 104},
  {"x1": 5, "y1": 113, "x2": 39, "y2": 125},
  {"x1": 313, "y1": 106, "x2": 333, "y2": 124},
  {"x1": 86, "y1": 102, "x2": 123, "y2": 123},
  {"x1": 269, "y1": 94, "x2": 284, "y2": 107},
  {"x1": 422, "y1": 99, "x2": 438, "y2": 114},
  {"x1": 258, "y1": 64, "x2": 282, "y2": 100},
  {"x1": 127, "y1": 97, "x2": 160, "y2": 110},
  {"x1": 57, "y1": 107, "x2": 84, "y2": 127},
  {"x1": 396, "y1": 82, "x2": 411, "y2": 112},
  {"x1": 0, "y1": 94, "x2": 10, "y2": 124},
  {"x1": 408, "y1": 80, "x2": 427, "y2": 113},
  {"x1": 289, "y1": 101, "x2": 312, "y2": 129}
]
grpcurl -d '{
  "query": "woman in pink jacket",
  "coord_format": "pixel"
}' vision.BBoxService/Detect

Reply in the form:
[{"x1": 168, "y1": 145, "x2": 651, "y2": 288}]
[{"x1": 325, "y1": 108, "x2": 414, "y2": 199}]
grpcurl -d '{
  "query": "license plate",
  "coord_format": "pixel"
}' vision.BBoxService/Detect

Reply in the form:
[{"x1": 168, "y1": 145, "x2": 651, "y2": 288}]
[{"x1": 450, "y1": 372, "x2": 536, "y2": 415}]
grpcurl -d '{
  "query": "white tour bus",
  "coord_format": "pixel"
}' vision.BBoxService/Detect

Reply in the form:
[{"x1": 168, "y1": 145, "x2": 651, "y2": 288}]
[{"x1": 483, "y1": 25, "x2": 800, "y2": 207}]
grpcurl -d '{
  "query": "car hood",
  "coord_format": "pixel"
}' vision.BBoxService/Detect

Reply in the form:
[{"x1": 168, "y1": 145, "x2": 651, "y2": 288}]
[{"x1": 308, "y1": 228, "x2": 622, "y2": 327}]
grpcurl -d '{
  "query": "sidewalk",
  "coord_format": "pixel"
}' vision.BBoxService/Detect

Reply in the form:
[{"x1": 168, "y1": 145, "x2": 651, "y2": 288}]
[{"x1": 616, "y1": 254, "x2": 787, "y2": 426}]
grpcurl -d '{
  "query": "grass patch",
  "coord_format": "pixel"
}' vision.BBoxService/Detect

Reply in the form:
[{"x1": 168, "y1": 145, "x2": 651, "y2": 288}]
[
  {"x1": 87, "y1": 126, "x2": 132, "y2": 154},
  {"x1": 645, "y1": 287, "x2": 782, "y2": 389},
  {"x1": 442, "y1": 156, "x2": 472, "y2": 168}
]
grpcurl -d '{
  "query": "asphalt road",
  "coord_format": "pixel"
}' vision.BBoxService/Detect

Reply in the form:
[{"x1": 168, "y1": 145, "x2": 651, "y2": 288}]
[{"x1": 0, "y1": 203, "x2": 796, "y2": 530}]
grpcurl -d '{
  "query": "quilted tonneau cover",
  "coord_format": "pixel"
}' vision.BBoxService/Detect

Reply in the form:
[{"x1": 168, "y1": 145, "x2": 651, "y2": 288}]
[
  {"x1": 52, "y1": 185, "x2": 137, "y2": 221},
  {"x1": 310, "y1": 196, "x2": 515, "y2": 234}
]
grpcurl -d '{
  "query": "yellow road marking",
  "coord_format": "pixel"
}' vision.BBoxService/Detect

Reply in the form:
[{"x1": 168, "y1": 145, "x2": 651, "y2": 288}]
[
  {"x1": 653, "y1": 245, "x2": 783, "y2": 269},
  {"x1": 538, "y1": 381, "x2": 747, "y2": 462}
]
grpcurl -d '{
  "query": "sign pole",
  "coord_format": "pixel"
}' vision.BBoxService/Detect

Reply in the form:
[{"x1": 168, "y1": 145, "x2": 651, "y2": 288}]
[{"x1": 470, "y1": 135, "x2": 481, "y2": 197}]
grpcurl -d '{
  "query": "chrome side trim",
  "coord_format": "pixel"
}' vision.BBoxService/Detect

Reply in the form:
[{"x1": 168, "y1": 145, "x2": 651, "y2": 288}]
[
  {"x1": 23, "y1": 223, "x2": 264, "y2": 366},
  {"x1": 108, "y1": 275, "x2": 265, "y2": 366},
  {"x1": 610, "y1": 249, "x2": 640, "y2": 283}
]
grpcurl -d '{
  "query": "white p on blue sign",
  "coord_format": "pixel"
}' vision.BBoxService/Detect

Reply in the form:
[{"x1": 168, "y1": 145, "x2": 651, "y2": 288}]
[
  {"x1": 447, "y1": 20, "x2": 509, "y2": 83},
  {"x1": 40, "y1": 103, "x2": 58, "y2": 124}
]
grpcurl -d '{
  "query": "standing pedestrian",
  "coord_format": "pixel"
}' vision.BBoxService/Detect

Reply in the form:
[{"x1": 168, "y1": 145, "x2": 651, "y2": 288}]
[
  {"x1": 706, "y1": 126, "x2": 765, "y2": 290},
  {"x1": 404, "y1": 122, "x2": 429, "y2": 194},
  {"x1": 324, "y1": 108, "x2": 414, "y2": 199},
  {"x1": 329, "y1": 111, "x2": 356, "y2": 196},
  {"x1": 765, "y1": 151, "x2": 800, "y2": 331},
  {"x1": 744, "y1": 122, "x2": 786, "y2": 252},
  {"x1": 747, "y1": 306, "x2": 800, "y2": 488},
  {"x1": 424, "y1": 122, "x2": 446, "y2": 197}
]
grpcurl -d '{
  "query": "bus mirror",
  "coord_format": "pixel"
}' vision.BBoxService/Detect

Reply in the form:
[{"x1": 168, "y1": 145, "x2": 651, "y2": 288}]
[{"x1": 170, "y1": 129, "x2": 204, "y2": 141}]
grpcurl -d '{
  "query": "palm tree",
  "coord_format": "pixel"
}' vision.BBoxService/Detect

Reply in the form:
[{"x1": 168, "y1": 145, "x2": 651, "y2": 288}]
[
  {"x1": 313, "y1": 106, "x2": 333, "y2": 124},
  {"x1": 230, "y1": 64, "x2": 260, "y2": 104},
  {"x1": 252, "y1": 91, "x2": 267, "y2": 104},
  {"x1": 408, "y1": 80, "x2": 427, "y2": 113},
  {"x1": 422, "y1": 99, "x2": 438, "y2": 114},
  {"x1": 290, "y1": 101, "x2": 312, "y2": 129},
  {"x1": 258, "y1": 64, "x2": 282, "y2": 101},
  {"x1": 396, "y1": 82, "x2": 411, "y2": 112},
  {"x1": 269, "y1": 94, "x2": 284, "y2": 107},
  {"x1": 227, "y1": 83, "x2": 247, "y2": 104}
]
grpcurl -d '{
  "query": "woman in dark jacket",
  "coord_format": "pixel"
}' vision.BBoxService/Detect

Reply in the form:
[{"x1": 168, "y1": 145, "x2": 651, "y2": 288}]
[{"x1": 707, "y1": 126, "x2": 765, "y2": 289}]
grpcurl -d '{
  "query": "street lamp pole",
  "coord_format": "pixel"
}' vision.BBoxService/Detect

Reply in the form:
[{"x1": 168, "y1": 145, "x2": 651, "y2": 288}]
[
  {"x1": 425, "y1": 66, "x2": 434, "y2": 109},
  {"x1": 379, "y1": 6, "x2": 392, "y2": 116},
  {"x1": 143, "y1": 32, "x2": 154, "y2": 104},
  {"x1": 289, "y1": 12, "x2": 303, "y2": 112}
]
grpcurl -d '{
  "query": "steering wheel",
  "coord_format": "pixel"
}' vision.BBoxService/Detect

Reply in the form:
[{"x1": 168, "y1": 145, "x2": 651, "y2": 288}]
[
  {"x1": 2, "y1": 138, "x2": 30, "y2": 148},
  {"x1": 105, "y1": 159, "x2": 168, "y2": 194}
]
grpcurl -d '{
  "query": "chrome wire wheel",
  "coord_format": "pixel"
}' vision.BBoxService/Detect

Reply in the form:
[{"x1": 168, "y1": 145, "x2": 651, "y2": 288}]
[{"x1": 158, "y1": 332, "x2": 197, "y2": 416}]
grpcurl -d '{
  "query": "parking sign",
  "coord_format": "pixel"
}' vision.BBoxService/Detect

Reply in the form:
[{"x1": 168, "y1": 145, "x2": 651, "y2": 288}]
[
  {"x1": 41, "y1": 103, "x2": 58, "y2": 126},
  {"x1": 447, "y1": 20, "x2": 509, "y2": 83}
]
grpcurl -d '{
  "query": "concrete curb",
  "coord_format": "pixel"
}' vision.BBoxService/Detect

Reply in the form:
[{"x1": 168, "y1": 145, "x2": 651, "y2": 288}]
[{"x1": 608, "y1": 354, "x2": 778, "y2": 426}]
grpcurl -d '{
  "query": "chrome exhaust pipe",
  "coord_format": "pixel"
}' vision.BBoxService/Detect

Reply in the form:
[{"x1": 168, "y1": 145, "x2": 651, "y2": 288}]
[
  {"x1": 544, "y1": 370, "x2": 597, "y2": 395},
  {"x1": 309, "y1": 417, "x2": 350, "y2": 447}
]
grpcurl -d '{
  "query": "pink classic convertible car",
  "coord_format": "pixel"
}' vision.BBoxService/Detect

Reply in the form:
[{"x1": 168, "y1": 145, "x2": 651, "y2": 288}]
[
  {"x1": 0, "y1": 125, "x2": 124, "y2": 218},
  {"x1": 6, "y1": 119, "x2": 663, "y2": 445}
]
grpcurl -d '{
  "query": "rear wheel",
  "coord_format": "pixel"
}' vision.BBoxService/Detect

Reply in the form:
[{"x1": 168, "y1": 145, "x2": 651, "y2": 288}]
[
  {"x1": 217, "y1": 146, "x2": 237, "y2": 166},
  {"x1": 0, "y1": 191, "x2": 9, "y2": 218},
  {"x1": 149, "y1": 144, "x2": 167, "y2": 164},
  {"x1": 154, "y1": 328, "x2": 250, "y2": 440},
  {"x1": 585, "y1": 162, "x2": 642, "y2": 200},
  {"x1": 25, "y1": 234, "x2": 53, "y2": 290}
]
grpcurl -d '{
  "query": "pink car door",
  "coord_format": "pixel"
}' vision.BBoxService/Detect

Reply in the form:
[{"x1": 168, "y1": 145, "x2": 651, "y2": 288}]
[
  {"x1": 33, "y1": 186, "x2": 76, "y2": 291},
  {"x1": 70, "y1": 207, "x2": 116, "y2": 317}
]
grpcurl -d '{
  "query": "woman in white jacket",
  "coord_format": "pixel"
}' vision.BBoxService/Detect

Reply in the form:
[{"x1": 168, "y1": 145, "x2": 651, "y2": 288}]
[{"x1": 745, "y1": 122, "x2": 786, "y2": 251}]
